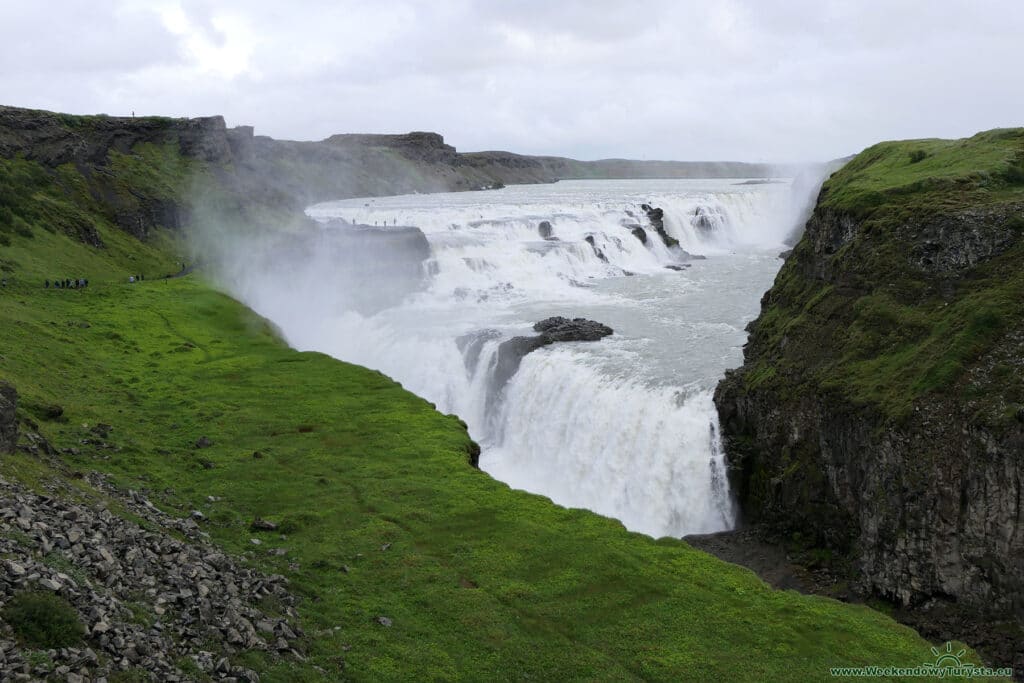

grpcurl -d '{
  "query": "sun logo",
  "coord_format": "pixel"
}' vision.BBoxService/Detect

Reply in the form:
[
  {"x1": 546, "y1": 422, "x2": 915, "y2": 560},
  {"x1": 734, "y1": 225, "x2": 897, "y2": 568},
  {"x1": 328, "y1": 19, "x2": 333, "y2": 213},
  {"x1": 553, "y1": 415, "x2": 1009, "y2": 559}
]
[{"x1": 926, "y1": 642, "x2": 972, "y2": 671}]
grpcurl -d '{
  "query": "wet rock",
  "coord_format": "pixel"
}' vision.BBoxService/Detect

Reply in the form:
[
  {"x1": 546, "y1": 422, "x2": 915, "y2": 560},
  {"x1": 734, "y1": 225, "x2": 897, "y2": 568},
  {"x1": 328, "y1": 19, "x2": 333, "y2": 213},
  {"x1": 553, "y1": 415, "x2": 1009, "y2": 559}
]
[
  {"x1": 538, "y1": 220, "x2": 554, "y2": 239},
  {"x1": 630, "y1": 226, "x2": 648, "y2": 244},
  {"x1": 490, "y1": 335, "x2": 547, "y2": 406},
  {"x1": 692, "y1": 206, "x2": 719, "y2": 233},
  {"x1": 488, "y1": 317, "x2": 614, "y2": 411},
  {"x1": 533, "y1": 317, "x2": 613, "y2": 342},
  {"x1": 455, "y1": 329, "x2": 502, "y2": 375},
  {"x1": 641, "y1": 203, "x2": 680, "y2": 248},
  {"x1": 584, "y1": 235, "x2": 608, "y2": 262}
]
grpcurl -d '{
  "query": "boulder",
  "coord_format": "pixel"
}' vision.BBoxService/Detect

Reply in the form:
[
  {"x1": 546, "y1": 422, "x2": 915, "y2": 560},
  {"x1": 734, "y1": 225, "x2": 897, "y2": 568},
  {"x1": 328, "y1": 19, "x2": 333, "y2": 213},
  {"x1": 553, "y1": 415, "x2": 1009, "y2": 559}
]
[
  {"x1": 538, "y1": 221, "x2": 554, "y2": 239},
  {"x1": 491, "y1": 335, "x2": 548, "y2": 403},
  {"x1": 0, "y1": 381, "x2": 17, "y2": 454}
]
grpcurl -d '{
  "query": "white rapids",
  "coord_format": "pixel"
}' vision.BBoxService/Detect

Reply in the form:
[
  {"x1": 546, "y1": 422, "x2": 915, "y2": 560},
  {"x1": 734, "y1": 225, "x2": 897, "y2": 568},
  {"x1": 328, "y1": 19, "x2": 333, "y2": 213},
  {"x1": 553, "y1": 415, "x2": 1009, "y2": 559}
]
[{"x1": 219, "y1": 178, "x2": 807, "y2": 538}]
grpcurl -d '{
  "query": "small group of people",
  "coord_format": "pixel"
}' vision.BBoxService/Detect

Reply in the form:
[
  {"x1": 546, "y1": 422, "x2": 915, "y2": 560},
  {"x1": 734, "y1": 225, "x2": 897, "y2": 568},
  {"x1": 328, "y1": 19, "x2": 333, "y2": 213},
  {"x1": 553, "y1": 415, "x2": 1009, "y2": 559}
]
[
  {"x1": 46, "y1": 278, "x2": 88, "y2": 289},
  {"x1": 128, "y1": 274, "x2": 145, "y2": 283}
]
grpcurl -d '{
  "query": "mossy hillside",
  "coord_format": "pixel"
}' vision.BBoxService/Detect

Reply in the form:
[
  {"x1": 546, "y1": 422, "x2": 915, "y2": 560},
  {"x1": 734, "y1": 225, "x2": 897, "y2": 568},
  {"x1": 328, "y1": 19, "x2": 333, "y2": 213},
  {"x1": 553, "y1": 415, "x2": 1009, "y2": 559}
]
[
  {"x1": 0, "y1": 152, "x2": 182, "y2": 279},
  {"x1": 740, "y1": 128, "x2": 1024, "y2": 422},
  {"x1": 0, "y1": 276, "x2": 979, "y2": 681}
]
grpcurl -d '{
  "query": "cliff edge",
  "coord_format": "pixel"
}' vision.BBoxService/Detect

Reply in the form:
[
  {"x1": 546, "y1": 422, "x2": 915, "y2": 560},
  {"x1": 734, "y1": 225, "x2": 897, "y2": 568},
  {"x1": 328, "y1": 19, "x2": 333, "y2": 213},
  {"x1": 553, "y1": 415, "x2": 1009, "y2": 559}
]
[{"x1": 715, "y1": 128, "x2": 1024, "y2": 672}]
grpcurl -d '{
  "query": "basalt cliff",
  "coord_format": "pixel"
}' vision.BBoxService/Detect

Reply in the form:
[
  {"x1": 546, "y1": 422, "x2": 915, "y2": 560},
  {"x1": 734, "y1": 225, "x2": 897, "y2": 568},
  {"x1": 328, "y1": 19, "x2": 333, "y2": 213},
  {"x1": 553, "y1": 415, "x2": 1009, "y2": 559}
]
[{"x1": 715, "y1": 129, "x2": 1024, "y2": 672}]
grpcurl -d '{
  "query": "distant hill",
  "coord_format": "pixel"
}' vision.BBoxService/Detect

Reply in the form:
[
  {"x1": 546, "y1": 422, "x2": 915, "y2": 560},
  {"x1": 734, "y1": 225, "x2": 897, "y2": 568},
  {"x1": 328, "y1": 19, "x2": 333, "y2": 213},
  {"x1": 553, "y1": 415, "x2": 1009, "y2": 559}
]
[{"x1": 0, "y1": 105, "x2": 792, "y2": 219}]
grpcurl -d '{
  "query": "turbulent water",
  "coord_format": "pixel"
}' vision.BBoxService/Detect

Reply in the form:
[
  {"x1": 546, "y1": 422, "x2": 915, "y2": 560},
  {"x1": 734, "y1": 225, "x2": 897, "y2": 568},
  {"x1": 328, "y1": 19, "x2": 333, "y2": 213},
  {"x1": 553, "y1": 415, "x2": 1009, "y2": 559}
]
[{"x1": 223, "y1": 178, "x2": 803, "y2": 538}]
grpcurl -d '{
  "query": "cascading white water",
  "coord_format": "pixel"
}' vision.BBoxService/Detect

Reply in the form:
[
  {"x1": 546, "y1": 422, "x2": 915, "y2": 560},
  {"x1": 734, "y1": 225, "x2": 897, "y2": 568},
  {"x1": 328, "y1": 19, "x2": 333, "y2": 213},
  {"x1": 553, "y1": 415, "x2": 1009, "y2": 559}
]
[
  {"x1": 486, "y1": 350, "x2": 734, "y2": 536},
  {"x1": 221, "y1": 178, "x2": 798, "y2": 538}
]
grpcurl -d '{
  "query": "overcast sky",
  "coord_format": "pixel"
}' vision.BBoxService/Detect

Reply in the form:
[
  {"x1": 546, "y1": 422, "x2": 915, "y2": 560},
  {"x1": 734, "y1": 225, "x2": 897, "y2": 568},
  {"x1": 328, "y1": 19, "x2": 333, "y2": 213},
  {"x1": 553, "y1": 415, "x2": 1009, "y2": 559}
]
[{"x1": 1, "y1": 1, "x2": 1021, "y2": 162}]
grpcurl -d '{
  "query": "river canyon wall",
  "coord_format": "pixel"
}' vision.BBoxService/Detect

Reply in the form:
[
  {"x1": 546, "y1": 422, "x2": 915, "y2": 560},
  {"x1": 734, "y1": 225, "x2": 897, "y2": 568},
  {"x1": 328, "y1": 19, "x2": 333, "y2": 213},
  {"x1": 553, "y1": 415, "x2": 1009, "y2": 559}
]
[{"x1": 714, "y1": 129, "x2": 1024, "y2": 670}]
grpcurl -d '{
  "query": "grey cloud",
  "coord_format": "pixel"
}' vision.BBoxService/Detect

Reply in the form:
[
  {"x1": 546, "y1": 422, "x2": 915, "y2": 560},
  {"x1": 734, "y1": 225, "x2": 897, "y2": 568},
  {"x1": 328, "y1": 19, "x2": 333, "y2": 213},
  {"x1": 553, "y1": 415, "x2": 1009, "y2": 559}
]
[{"x1": 1, "y1": 0, "x2": 1021, "y2": 162}]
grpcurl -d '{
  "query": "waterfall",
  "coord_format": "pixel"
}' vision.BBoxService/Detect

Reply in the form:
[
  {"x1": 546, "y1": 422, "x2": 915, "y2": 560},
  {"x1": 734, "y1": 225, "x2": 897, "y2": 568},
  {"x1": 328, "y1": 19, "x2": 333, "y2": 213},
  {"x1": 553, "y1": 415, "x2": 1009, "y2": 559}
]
[{"x1": 218, "y1": 178, "x2": 797, "y2": 538}]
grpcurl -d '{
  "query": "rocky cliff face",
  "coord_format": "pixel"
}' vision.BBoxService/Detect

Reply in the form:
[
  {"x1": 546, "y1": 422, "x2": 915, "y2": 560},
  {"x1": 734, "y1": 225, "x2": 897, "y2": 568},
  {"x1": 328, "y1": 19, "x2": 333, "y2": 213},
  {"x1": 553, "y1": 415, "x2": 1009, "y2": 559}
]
[
  {"x1": 715, "y1": 129, "x2": 1024, "y2": 669},
  {"x1": 0, "y1": 107, "x2": 230, "y2": 167},
  {"x1": 717, "y1": 366, "x2": 1024, "y2": 613},
  {"x1": 712, "y1": 132, "x2": 1024, "y2": 667}
]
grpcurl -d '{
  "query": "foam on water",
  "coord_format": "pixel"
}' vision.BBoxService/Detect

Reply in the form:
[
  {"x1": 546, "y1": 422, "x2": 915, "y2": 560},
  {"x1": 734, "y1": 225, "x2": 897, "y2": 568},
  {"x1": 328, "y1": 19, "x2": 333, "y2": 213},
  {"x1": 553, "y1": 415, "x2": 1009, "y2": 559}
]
[{"x1": 224, "y1": 178, "x2": 802, "y2": 538}]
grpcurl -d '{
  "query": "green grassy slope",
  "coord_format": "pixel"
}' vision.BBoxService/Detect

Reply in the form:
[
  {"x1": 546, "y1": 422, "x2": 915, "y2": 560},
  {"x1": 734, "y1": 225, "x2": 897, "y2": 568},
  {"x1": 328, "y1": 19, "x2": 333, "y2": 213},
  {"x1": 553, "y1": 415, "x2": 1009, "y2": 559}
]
[
  {"x1": 818, "y1": 129, "x2": 1024, "y2": 217},
  {"x1": 738, "y1": 128, "x2": 1024, "y2": 421},
  {"x1": 0, "y1": 274, "x2": 973, "y2": 682},
  {"x1": 0, "y1": 138, "x2": 992, "y2": 681}
]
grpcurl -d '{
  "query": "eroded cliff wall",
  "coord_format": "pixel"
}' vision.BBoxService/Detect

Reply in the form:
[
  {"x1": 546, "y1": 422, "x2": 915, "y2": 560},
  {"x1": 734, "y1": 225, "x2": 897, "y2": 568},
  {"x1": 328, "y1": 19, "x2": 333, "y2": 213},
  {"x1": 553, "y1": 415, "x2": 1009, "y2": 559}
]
[{"x1": 715, "y1": 130, "x2": 1024, "y2": 625}]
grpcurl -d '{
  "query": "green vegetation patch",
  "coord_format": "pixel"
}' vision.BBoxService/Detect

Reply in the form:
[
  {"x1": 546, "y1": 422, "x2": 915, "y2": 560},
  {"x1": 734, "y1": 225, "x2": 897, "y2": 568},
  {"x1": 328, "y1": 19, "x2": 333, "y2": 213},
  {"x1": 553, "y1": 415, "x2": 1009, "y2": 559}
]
[
  {"x1": 819, "y1": 128, "x2": 1024, "y2": 219},
  {"x1": 741, "y1": 129, "x2": 1024, "y2": 421},
  {"x1": 1, "y1": 591, "x2": 86, "y2": 649}
]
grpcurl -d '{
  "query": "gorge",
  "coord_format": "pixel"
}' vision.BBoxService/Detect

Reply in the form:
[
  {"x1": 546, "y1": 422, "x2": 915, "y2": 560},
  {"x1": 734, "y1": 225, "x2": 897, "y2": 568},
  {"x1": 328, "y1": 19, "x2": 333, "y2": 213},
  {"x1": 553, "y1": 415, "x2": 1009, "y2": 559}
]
[{"x1": 1, "y1": 104, "x2": 1021, "y2": 679}]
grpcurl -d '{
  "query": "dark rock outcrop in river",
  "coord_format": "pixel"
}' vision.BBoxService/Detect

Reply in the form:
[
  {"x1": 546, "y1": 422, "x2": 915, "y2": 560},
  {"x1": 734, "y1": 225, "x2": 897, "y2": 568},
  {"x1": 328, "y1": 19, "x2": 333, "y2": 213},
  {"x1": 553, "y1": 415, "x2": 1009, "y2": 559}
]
[
  {"x1": 641, "y1": 204, "x2": 680, "y2": 249},
  {"x1": 584, "y1": 235, "x2": 608, "y2": 262},
  {"x1": 486, "y1": 317, "x2": 613, "y2": 412},
  {"x1": 533, "y1": 316, "x2": 614, "y2": 342}
]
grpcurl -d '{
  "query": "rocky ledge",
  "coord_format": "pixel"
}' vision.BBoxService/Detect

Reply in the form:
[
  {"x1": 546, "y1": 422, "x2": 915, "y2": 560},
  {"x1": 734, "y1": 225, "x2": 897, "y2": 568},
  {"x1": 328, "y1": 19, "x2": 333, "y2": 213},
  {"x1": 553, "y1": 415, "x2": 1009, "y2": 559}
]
[
  {"x1": 457, "y1": 317, "x2": 613, "y2": 413},
  {"x1": 490, "y1": 317, "x2": 612, "y2": 399}
]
